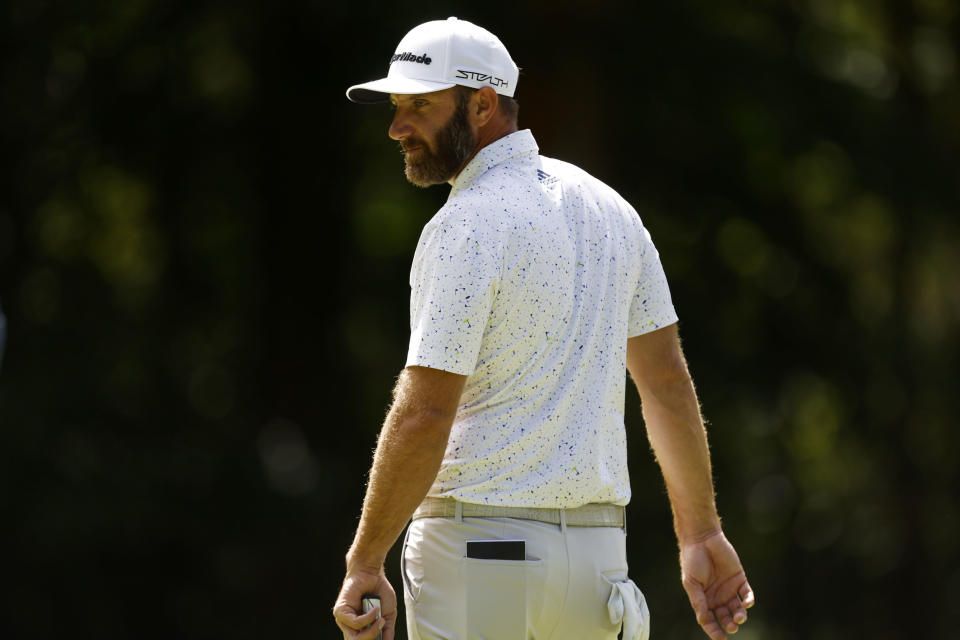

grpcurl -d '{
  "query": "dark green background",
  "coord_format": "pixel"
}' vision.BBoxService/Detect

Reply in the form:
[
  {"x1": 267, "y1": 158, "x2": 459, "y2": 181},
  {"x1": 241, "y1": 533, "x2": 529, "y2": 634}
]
[{"x1": 2, "y1": 0, "x2": 958, "y2": 638}]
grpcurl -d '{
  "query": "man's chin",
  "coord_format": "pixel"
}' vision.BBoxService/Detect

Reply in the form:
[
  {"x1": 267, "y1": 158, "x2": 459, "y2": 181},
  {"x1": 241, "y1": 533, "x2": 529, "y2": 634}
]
[{"x1": 404, "y1": 163, "x2": 450, "y2": 188}]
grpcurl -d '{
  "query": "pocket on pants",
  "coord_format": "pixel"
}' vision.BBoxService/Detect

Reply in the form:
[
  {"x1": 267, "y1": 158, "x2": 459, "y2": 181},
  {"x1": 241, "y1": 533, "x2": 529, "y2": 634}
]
[
  {"x1": 602, "y1": 574, "x2": 650, "y2": 640},
  {"x1": 463, "y1": 556, "x2": 542, "y2": 640},
  {"x1": 401, "y1": 526, "x2": 424, "y2": 603}
]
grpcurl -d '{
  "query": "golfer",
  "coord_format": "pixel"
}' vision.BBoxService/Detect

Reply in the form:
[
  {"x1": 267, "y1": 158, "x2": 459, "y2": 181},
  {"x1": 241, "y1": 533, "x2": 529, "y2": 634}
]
[{"x1": 334, "y1": 17, "x2": 754, "y2": 640}]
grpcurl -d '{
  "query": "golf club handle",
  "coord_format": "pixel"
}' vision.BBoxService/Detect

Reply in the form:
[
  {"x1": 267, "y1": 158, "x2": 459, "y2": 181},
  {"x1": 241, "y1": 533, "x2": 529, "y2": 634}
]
[{"x1": 362, "y1": 595, "x2": 381, "y2": 640}]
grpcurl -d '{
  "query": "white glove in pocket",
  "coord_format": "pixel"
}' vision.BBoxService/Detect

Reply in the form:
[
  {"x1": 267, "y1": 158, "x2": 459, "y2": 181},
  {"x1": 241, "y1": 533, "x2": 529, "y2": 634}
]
[{"x1": 604, "y1": 576, "x2": 650, "y2": 640}]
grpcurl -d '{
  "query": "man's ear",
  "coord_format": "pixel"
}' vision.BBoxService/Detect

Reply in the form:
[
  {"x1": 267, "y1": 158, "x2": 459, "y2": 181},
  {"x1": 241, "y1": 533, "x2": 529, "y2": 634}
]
[{"x1": 471, "y1": 86, "x2": 500, "y2": 127}]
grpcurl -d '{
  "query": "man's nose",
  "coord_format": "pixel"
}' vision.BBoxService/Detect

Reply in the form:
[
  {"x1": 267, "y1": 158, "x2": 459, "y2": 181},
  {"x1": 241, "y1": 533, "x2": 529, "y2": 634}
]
[{"x1": 388, "y1": 110, "x2": 411, "y2": 141}]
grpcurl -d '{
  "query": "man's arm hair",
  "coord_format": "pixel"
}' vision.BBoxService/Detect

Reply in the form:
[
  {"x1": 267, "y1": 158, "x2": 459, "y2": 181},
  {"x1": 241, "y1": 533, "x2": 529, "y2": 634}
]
[
  {"x1": 627, "y1": 324, "x2": 755, "y2": 640},
  {"x1": 625, "y1": 323, "x2": 721, "y2": 541},
  {"x1": 347, "y1": 365, "x2": 466, "y2": 572}
]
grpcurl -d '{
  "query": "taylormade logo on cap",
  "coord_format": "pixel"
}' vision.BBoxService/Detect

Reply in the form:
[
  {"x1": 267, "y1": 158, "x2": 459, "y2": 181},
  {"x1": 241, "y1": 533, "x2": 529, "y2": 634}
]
[
  {"x1": 346, "y1": 17, "x2": 519, "y2": 104},
  {"x1": 390, "y1": 52, "x2": 432, "y2": 65}
]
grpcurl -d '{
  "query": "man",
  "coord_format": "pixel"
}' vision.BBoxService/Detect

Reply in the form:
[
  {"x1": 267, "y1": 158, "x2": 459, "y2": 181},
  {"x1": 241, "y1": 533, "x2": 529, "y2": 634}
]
[{"x1": 334, "y1": 17, "x2": 754, "y2": 640}]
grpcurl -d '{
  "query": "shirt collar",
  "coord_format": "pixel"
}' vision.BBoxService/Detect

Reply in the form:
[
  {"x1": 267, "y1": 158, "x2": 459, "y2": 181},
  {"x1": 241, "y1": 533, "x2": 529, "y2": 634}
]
[{"x1": 450, "y1": 129, "x2": 539, "y2": 195}]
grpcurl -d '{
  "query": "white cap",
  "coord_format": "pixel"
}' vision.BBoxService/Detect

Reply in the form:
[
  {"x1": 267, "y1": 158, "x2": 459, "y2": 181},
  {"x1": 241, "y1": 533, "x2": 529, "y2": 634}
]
[{"x1": 346, "y1": 17, "x2": 519, "y2": 103}]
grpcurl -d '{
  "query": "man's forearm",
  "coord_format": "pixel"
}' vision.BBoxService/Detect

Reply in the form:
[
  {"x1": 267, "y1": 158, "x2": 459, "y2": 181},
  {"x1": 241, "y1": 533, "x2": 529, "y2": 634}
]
[
  {"x1": 641, "y1": 374, "x2": 721, "y2": 543},
  {"x1": 346, "y1": 367, "x2": 462, "y2": 573}
]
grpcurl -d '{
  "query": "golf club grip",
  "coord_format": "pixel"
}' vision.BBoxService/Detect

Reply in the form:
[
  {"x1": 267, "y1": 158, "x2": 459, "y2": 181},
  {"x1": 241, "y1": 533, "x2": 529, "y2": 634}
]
[{"x1": 362, "y1": 595, "x2": 381, "y2": 640}]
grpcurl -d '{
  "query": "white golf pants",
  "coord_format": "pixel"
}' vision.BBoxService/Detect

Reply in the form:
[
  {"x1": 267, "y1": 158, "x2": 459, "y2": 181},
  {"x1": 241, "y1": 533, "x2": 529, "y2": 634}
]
[{"x1": 401, "y1": 512, "x2": 650, "y2": 640}]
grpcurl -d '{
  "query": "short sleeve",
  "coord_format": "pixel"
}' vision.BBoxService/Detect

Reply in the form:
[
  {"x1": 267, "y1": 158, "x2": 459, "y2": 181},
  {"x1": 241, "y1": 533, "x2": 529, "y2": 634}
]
[
  {"x1": 628, "y1": 226, "x2": 679, "y2": 337},
  {"x1": 406, "y1": 212, "x2": 500, "y2": 375}
]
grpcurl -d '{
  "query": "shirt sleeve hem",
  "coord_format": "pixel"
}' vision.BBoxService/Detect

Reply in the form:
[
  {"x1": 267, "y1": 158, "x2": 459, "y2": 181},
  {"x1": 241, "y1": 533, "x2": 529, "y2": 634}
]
[
  {"x1": 627, "y1": 312, "x2": 679, "y2": 338},
  {"x1": 404, "y1": 353, "x2": 475, "y2": 376}
]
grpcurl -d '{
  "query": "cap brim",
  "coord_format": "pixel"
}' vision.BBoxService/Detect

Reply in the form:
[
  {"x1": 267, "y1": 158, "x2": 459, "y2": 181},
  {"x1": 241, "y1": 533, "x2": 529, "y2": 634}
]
[{"x1": 345, "y1": 76, "x2": 457, "y2": 103}]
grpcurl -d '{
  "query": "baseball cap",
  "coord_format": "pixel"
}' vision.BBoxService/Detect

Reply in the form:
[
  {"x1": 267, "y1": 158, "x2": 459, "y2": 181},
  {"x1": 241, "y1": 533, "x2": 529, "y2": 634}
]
[{"x1": 346, "y1": 17, "x2": 519, "y2": 104}]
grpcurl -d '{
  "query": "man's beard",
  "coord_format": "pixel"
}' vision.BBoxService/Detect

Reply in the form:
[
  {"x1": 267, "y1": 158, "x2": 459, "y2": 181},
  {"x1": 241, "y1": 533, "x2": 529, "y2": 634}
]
[{"x1": 400, "y1": 97, "x2": 476, "y2": 188}]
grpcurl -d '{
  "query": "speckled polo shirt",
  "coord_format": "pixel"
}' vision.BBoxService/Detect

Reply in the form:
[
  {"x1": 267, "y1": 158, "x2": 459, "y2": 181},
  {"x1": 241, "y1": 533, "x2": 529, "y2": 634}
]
[{"x1": 406, "y1": 129, "x2": 678, "y2": 508}]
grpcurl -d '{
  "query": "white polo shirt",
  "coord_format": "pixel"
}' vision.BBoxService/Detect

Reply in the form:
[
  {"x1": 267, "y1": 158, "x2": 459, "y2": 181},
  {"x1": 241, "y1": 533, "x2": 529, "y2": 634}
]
[{"x1": 406, "y1": 129, "x2": 678, "y2": 508}]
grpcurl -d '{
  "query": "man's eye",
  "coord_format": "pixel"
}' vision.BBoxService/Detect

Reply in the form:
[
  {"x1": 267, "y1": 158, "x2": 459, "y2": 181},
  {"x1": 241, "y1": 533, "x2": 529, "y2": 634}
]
[{"x1": 413, "y1": 100, "x2": 428, "y2": 107}]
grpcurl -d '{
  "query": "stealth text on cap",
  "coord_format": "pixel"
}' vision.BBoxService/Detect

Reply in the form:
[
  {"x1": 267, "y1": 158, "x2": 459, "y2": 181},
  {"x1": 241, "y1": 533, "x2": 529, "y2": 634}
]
[
  {"x1": 391, "y1": 52, "x2": 432, "y2": 65},
  {"x1": 456, "y1": 69, "x2": 509, "y2": 89}
]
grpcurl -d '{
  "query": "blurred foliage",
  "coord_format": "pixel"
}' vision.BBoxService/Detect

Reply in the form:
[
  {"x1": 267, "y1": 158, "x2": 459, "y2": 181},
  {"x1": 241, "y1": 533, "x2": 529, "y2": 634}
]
[{"x1": 1, "y1": 0, "x2": 958, "y2": 638}]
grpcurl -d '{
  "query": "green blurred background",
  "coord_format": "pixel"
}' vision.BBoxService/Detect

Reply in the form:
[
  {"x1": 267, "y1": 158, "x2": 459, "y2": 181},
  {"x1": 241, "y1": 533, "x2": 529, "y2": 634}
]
[{"x1": 1, "y1": 0, "x2": 958, "y2": 638}]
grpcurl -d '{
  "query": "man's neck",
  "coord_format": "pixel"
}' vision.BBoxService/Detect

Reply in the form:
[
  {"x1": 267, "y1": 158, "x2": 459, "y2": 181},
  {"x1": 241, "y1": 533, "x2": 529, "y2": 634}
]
[{"x1": 449, "y1": 123, "x2": 519, "y2": 185}]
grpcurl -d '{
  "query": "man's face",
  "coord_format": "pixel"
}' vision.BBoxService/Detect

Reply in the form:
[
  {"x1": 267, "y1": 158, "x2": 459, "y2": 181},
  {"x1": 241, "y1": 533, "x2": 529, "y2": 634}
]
[{"x1": 389, "y1": 88, "x2": 476, "y2": 187}]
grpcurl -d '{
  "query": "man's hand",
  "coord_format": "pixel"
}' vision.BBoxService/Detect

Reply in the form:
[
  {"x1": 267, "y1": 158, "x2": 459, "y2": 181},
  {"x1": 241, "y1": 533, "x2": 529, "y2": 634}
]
[
  {"x1": 680, "y1": 531, "x2": 755, "y2": 640},
  {"x1": 333, "y1": 565, "x2": 397, "y2": 640}
]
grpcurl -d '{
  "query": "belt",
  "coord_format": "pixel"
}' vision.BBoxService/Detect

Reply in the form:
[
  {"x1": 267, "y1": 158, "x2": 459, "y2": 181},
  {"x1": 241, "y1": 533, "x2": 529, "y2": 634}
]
[{"x1": 412, "y1": 497, "x2": 625, "y2": 528}]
